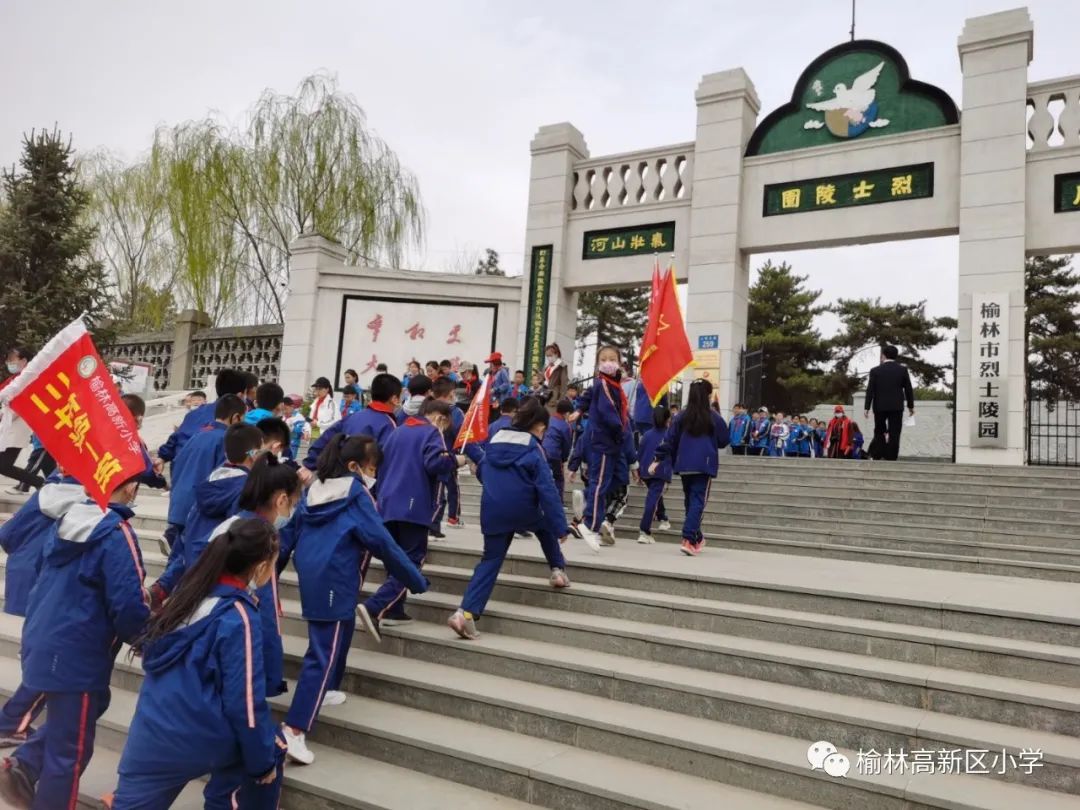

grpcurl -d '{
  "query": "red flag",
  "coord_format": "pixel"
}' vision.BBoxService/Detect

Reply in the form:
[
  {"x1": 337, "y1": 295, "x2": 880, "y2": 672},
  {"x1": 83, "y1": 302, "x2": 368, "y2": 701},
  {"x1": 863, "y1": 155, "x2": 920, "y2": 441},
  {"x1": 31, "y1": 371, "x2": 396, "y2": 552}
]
[
  {"x1": 639, "y1": 261, "x2": 693, "y2": 405},
  {"x1": 1, "y1": 318, "x2": 147, "y2": 508},
  {"x1": 454, "y1": 372, "x2": 492, "y2": 450}
]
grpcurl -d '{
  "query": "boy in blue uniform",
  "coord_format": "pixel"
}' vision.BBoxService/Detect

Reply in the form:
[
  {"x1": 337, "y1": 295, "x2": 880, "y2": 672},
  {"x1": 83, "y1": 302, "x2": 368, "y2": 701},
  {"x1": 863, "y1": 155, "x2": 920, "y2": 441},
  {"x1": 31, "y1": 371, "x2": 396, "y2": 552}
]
[
  {"x1": 637, "y1": 406, "x2": 673, "y2": 544},
  {"x1": 749, "y1": 408, "x2": 771, "y2": 456},
  {"x1": 360, "y1": 399, "x2": 463, "y2": 630},
  {"x1": 728, "y1": 403, "x2": 751, "y2": 455},
  {"x1": 449, "y1": 399, "x2": 570, "y2": 640},
  {"x1": 0, "y1": 473, "x2": 85, "y2": 747},
  {"x1": 0, "y1": 475, "x2": 149, "y2": 809},
  {"x1": 485, "y1": 352, "x2": 512, "y2": 414},
  {"x1": 541, "y1": 398, "x2": 574, "y2": 496},
  {"x1": 156, "y1": 368, "x2": 246, "y2": 465},
  {"x1": 303, "y1": 373, "x2": 402, "y2": 471},
  {"x1": 244, "y1": 382, "x2": 285, "y2": 425},
  {"x1": 784, "y1": 416, "x2": 802, "y2": 458},
  {"x1": 111, "y1": 519, "x2": 286, "y2": 809},
  {"x1": 797, "y1": 416, "x2": 813, "y2": 458},
  {"x1": 430, "y1": 378, "x2": 465, "y2": 536},
  {"x1": 338, "y1": 385, "x2": 362, "y2": 419},
  {"x1": 161, "y1": 394, "x2": 247, "y2": 572}
]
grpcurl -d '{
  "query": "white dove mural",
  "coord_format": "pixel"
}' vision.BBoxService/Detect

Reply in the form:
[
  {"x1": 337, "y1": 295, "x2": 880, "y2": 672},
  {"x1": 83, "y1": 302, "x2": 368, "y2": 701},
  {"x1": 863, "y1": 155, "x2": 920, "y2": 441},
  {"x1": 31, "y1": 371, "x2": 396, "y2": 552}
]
[{"x1": 803, "y1": 61, "x2": 891, "y2": 138}]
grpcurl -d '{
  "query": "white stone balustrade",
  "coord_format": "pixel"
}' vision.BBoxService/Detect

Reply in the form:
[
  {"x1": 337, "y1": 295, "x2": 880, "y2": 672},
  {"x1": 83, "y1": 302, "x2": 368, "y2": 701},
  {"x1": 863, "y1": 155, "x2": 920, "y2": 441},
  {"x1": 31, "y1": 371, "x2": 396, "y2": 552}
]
[
  {"x1": 570, "y1": 144, "x2": 694, "y2": 212},
  {"x1": 1027, "y1": 75, "x2": 1080, "y2": 150}
]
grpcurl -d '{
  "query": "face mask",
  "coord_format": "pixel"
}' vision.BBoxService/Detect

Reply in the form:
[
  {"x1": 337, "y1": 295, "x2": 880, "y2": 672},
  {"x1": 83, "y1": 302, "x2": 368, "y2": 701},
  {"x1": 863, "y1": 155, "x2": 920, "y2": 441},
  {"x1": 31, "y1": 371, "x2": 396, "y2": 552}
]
[
  {"x1": 361, "y1": 473, "x2": 377, "y2": 490},
  {"x1": 274, "y1": 513, "x2": 291, "y2": 530},
  {"x1": 5, "y1": 363, "x2": 20, "y2": 374},
  {"x1": 545, "y1": 355, "x2": 556, "y2": 366},
  {"x1": 598, "y1": 361, "x2": 619, "y2": 376}
]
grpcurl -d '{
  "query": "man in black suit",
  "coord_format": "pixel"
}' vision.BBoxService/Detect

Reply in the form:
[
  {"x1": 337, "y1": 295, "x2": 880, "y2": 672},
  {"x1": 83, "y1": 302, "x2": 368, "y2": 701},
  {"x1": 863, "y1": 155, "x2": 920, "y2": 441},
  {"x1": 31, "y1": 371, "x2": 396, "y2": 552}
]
[{"x1": 864, "y1": 344, "x2": 915, "y2": 461}]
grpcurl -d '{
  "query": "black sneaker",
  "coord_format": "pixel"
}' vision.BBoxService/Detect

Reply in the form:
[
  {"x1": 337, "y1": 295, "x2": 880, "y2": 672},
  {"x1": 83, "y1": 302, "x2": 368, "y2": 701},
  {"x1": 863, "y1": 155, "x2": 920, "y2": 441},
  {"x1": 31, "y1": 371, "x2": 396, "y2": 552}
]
[
  {"x1": 0, "y1": 757, "x2": 33, "y2": 809},
  {"x1": 381, "y1": 613, "x2": 414, "y2": 627},
  {"x1": 429, "y1": 529, "x2": 446, "y2": 540},
  {"x1": 515, "y1": 531, "x2": 532, "y2": 538},
  {"x1": 567, "y1": 524, "x2": 583, "y2": 540}
]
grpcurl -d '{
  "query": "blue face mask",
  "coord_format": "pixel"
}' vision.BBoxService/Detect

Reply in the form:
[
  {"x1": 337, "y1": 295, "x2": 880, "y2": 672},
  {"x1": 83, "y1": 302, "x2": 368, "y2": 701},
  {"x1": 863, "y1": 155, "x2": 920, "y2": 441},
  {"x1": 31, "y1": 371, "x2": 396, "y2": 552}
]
[
  {"x1": 274, "y1": 513, "x2": 291, "y2": 530},
  {"x1": 5, "y1": 363, "x2": 20, "y2": 375}
]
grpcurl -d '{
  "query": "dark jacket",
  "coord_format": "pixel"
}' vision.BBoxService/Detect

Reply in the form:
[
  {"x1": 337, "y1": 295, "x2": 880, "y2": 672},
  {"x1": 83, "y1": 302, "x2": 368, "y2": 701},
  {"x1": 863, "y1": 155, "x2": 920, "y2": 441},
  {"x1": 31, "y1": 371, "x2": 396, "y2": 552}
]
[
  {"x1": 865, "y1": 360, "x2": 915, "y2": 413},
  {"x1": 292, "y1": 477, "x2": 427, "y2": 621},
  {"x1": 578, "y1": 375, "x2": 628, "y2": 453},
  {"x1": 303, "y1": 402, "x2": 398, "y2": 471},
  {"x1": 377, "y1": 417, "x2": 456, "y2": 525},
  {"x1": 167, "y1": 422, "x2": 228, "y2": 526},
  {"x1": 653, "y1": 411, "x2": 731, "y2": 477},
  {"x1": 118, "y1": 585, "x2": 277, "y2": 781},
  {"x1": 22, "y1": 502, "x2": 149, "y2": 692},
  {"x1": 157, "y1": 401, "x2": 216, "y2": 462},
  {"x1": 638, "y1": 427, "x2": 672, "y2": 483},
  {"x1": 477, "y1": 429, "x2": 568, "y2": 537}
]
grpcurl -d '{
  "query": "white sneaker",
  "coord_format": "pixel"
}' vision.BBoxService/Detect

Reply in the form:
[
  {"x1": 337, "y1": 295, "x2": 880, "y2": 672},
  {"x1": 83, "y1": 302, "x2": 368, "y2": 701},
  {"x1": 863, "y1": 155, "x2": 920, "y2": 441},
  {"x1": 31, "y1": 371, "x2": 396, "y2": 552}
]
[
  {"x1": 571, "y1": 490, "x2": 585, "y2": 521},
  {"x1": 355, "y1": 604, "x2": 382, "y2": 644},
  {"x1": 281, "y1": 724, "x2": 315, "y2": 765},
  {"x1": 322, "y1": 690, "x2": 347, "y2": 707},
  {"x1": 637, "y1": 532, "x2": 656, "y2": 544},
  {"x1": 600, "y1": 521, "x2": 616, "y2": 546},
  {"x1": 577, "y1": 524, "x2": 602, "y2": 553},
  {"x1": 549, "y1": 568, "x2": 570, "y2": 588},
  {"x1": 658, "y1": 520, "x2": 672, "y2": 532}
]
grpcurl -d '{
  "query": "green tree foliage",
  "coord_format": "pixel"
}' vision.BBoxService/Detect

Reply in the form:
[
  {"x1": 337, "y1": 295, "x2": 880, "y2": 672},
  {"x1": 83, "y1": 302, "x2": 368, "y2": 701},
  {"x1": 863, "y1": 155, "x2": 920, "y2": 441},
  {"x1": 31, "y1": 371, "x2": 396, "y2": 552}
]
[
  {"x1": 746, "y1": 261, "x2": 829, "y2": 413},
  {"x1": 1026, "y1": 254, "x2": 1080, "y2": 403},
  {"x1": 0, "y1": 129, "x2": 111, "y2": 348},
  {"x1": 474, "y1": 248, "x2": 505, "y2": 276},
  {"x1": 576, "y1": 287, "x2": 650, "y2": 369},
  {"x1": 826, "y1": 298, "x2": 956, "y2": 402}
]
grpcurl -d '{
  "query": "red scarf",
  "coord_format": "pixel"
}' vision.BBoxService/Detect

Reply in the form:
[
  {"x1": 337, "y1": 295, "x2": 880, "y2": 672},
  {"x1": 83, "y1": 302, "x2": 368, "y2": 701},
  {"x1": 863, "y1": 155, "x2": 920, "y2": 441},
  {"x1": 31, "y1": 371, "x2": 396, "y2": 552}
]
[
  {"x1": 312, "y1": 394, "x2": 331, "y2": 421},
  {"x1": 543, "y1": 358, "x2": 562, "y2": 384},
  {"x1": 218, "y1": 574, "x2": 248, "y2": 590},
  {"x1": 826, "y1": 416, "x2": 854, "y2": 454},
  {"x1": 368, "y1": 401, "x2": 395, "y2": 414},
  {"x1": 598, "y1": 373, "x2": 629, "y2": 426}
]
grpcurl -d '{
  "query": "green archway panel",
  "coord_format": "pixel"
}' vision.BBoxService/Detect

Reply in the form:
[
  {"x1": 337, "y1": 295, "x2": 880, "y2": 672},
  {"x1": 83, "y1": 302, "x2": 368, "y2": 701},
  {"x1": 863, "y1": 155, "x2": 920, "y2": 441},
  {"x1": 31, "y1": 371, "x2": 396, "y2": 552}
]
[{"x1": 746, "y1": 40, "x2": 959, "y2": 156}]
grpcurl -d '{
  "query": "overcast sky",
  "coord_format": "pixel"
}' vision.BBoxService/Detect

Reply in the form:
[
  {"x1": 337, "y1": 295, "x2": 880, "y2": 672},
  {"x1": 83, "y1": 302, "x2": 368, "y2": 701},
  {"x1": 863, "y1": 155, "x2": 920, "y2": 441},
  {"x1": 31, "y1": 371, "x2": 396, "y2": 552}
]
[{"x1": 3, "y1": 0, "x2": 1076, "y2": 374}]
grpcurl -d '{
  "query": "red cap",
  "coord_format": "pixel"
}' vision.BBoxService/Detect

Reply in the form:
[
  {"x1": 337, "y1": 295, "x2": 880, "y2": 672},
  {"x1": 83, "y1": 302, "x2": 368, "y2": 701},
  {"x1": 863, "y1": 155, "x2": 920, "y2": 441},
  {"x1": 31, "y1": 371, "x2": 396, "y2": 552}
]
[
  {"x1": 486, "y1": 352, "x2": 503, "y2": 364},
  {"x1": 834, "y1": 405, "x2": 845, "y2": 414}
]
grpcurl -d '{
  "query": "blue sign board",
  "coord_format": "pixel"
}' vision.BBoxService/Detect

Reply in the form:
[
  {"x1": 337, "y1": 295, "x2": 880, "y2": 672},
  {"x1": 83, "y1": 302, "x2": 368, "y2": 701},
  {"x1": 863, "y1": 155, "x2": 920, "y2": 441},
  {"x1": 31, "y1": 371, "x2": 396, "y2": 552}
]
[{"x1": 698, "y1": 335, "x2": 719, "y2": 350}]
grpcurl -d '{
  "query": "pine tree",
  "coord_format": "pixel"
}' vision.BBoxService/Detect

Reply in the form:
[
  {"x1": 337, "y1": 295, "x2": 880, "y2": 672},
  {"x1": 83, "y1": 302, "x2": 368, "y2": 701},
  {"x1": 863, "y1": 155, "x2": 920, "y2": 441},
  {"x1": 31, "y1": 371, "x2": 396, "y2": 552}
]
[
  {"x1": 826, "y1": 298, "x2": 956, "y2": 402},
  {"x1": 0, "y1": 129, "x2": 111, "y2": 349},
  {"x1": 746, "y1": 261, "x2": 830, "y2": 413},
  {"x1": 1026, "y1": 254, "x2": 1080, "y2": 403},
  {"x1": 576, "y1": 287, "x2": 650, "y2": 369},
  {"x1": 474, "y1": 248, "x2": 505, "y2": 276}
]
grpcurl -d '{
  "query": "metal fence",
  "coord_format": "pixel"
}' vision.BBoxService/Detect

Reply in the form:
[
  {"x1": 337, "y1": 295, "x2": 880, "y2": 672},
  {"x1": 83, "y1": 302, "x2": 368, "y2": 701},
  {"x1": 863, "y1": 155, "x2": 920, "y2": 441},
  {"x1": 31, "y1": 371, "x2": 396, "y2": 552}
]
[
  {"x1": 1028, "y1": 399, "x2": 1080, "y2": 466},
  {"x1": 737, "y1": 347, "x2": 764, "y2": 410}
]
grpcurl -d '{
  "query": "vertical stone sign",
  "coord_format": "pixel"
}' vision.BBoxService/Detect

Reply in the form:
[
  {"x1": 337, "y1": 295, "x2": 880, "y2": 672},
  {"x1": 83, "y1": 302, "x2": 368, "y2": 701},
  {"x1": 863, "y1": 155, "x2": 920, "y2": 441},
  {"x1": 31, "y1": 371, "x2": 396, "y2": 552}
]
[
  {"x1": 970, "y1": 293, "x2": 1009, "y2": 448},
  {"x1": 524, "y1": 245, "x2": 553, "y2": 379}
]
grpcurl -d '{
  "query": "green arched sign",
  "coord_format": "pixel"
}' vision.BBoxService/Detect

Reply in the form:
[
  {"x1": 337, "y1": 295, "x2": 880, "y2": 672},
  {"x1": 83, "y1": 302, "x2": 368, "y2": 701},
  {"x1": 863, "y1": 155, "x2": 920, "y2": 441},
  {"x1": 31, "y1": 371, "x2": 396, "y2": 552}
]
[{"x1": 746, "y1": 40, "x2": 958, "y2": 156}]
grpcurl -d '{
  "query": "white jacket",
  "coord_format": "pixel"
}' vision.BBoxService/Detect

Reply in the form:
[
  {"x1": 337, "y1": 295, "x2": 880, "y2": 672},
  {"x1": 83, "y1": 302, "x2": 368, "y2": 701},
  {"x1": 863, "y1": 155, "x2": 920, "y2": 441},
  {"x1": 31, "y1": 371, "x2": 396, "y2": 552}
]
[
  {"x1": 310, "y1": 394, "x2": 339, "y2": 431},
  {"x1": 0, "y1": 406, "x2": 30, "y2": 451}
]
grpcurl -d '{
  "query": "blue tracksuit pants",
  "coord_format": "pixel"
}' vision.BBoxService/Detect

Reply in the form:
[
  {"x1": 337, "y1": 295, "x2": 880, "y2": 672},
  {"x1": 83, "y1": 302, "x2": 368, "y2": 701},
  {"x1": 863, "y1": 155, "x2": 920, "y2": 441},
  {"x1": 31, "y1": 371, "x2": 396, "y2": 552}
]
[
  {"x1": 431, "y1": 470, "x2": 461, "y2": 529},
  {"x1": 461, "y1": 531, "x2": 566, "y2": 617},
  {"x1": 364, "y1": 521, "x2": 427, "y2": 620},
  {"x1": 582, "y1": 448, "x2": 617, "y2": 532},
  {"x1": 639, "y1": 479, "x2": 669, "y2": 534},
  {"x1": 285, "y1": 617, "x2": 356, "y2": 733},
  {"x1": 13, "y1": 689, "x2": 110, "y2": 810},
  {"x1": 0, "y1": 683, "x2": 45, "y2": 737},
  {"x1": 112, "y1": 729, "x2": 286, "y2": 810},
  {"x1": 548, "y1": 460, "x2": 565, "y2": 497},
  {"x1": 680, "y1": 474, "x2": 712, "y2": 546}
]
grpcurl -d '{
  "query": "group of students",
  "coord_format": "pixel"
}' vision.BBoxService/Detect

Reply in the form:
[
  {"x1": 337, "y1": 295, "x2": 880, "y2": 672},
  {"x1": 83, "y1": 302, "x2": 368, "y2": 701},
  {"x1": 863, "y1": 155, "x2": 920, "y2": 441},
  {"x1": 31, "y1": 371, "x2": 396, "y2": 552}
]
[{"x1": 727, "y1": 404, "x2": 867, "y2": 459}]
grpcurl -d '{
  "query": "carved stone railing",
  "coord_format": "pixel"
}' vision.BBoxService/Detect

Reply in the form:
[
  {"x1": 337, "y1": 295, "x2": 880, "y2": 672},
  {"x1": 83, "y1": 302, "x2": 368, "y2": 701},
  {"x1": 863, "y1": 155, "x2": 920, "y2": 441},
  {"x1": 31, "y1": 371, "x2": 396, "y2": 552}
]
[
  {"x1": 189, "y1": 324, "x2": 284, "y2": 388},
  {"x1": 570, "y1": 143, "x2": 694, "y2": 212},
  {"x1": 1027, "y1": 76, "x2": 1080, "y2": 151},
  {"x1": 102, "y1": 331, "x2": 174, "y2": 391}
]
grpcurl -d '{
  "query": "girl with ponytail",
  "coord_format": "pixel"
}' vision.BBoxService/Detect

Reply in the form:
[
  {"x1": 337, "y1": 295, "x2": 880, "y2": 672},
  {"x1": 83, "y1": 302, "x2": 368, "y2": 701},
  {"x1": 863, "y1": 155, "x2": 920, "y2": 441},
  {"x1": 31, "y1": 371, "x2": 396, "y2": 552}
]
[
  {"x1": 112, "y1": 519, "x2": 287, "y2": 809},
  {"x1": 280, "y1": 434, "x2": 428, "y2": 766}
]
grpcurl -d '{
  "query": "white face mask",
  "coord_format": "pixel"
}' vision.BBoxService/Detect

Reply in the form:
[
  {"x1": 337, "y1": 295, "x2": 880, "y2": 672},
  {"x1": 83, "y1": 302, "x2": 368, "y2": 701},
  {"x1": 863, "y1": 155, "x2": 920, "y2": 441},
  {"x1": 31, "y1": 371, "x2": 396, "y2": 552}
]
[
  {"x1": 361, "y1": 473, "x2": 377, "y2": 490},
  {"x1": 545, "y1": 355, "x2": 557, "y2": 366},
  {"x1": 5, "y1": 363, "x2": 20, "y2": 374},
  {"x1": 598, "y1": 361, "x2": 619, "y2": 376},
  {"x1": 274, "y1": 513, "x2": 291, "y2": 530}
]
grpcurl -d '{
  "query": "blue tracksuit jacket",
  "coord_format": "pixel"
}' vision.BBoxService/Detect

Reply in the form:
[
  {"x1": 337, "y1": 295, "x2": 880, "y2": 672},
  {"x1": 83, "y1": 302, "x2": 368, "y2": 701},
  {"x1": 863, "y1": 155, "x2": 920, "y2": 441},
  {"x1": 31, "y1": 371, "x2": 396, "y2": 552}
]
[
  {"x1": 0, "y1": 477, "x2": 85, "y2": 616},
  {"x1": 613, "y1": 427, "x2": 638, "y2": 488},
  {"x1": 303, "y1": 403, "x2": 399, "y2": 470},
  {"x1": 157, "y1": 401, "x2": 216, "y2": 462},
  {"x1": 377, "y1": 417, "x2": 456, "y2": 526},
  {"x1": 489, "y1": 367, "x2": 511, "y2": 405},
  {"x1": 750, "y1": 416, "x2": 772, "y2": 450},
  {"x1": 653, "y1": 411, "x2": 731, "y2": 477},
  {"x1": 291, "y1": 477, "x2": 427, "y2": 621},
  {"x1": 729, "y1": 413, "x2": 751, "y2": 448},
  {"x1": 541, "y1": 416, "x2": 572, "y2": 465},
  {"x1": 167, "y1": 422, "x2": 229, "y2": 527},
  {"x1": 243, "y1": 407, "x2": 275, "y2": 426},
  {"x1": 156, "y1": 466, "x2": 249, "y2": 596},
  {"x1": 637, "y1": 427, "x2": 672, "y2": 483},
  {"x1": 785, "y1": 424, "x2": 802, "y2": 456},
  {"x1": 567, "y1": 418, "x2": 590, "y2": 474},
  {"x1": 577, "y1": 375, "x2": 628, "y2": 453},
  {"x1": 22, "y1": 501, "x2": 149, "y2": 692},
  {"x1": 118, "y1": 584, "x2": 277, "y2": 780},
  {"x1": 477, "y1": 429, "x2": 568, "y2": 538},
  {"x1": 796, "y1": 425, "x2": 812, "y2": 456}
]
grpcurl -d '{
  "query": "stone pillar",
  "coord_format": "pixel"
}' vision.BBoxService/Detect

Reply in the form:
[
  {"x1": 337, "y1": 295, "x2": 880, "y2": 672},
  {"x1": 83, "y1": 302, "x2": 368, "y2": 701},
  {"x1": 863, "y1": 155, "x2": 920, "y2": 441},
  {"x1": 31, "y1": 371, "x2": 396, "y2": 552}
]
[
  {"x1": 169, "y1": 309, "x2": 211, "y2": 391},
  {"x1": 518, "y1": 123, "x2": 588, "y2": 374},
  {"x1": 955, "y1": 9, "x2": 1033, "y2": 465},
  {"x1": 280, "y1": 233, "x2": 348, "y2": 397},
  {"x1": 685, "y1": 69, "x2": 760, "y2": 409}
]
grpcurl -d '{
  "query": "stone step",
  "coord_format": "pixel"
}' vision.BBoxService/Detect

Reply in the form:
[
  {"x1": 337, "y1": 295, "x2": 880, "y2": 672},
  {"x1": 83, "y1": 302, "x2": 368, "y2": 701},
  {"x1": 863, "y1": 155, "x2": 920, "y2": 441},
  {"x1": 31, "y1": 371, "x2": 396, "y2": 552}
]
[{"x1": 0, "y1": 650, "x2": 537, "y2": 810}]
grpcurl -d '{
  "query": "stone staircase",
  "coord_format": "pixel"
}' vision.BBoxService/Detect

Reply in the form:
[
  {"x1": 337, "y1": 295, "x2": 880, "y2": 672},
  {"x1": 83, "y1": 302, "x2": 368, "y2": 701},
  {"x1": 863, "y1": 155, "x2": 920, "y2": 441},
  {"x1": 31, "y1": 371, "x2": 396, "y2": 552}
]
[{"x1": 1, "y1": 458, "x2": 1080, "y2": 808}]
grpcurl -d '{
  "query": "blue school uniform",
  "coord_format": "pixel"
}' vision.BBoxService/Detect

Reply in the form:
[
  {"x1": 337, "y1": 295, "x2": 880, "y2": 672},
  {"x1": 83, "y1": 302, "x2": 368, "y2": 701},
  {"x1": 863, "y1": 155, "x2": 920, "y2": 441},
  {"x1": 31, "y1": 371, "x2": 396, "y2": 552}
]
[
  {"x1": 339, "y1": 399, "x2": 362, "y2": 419},
  {"x1": 489, "y1": 367, "x2": 511, "y2": 405},
  {"x1": 302, "y1": 402, "x2": 399, "y2": 470},
  {"x1": 112, "y1": 584, "x2": 285, "y2": 810},
  {"x1": 784, "y1": 423, "x2": 801, "y2": 457},
  {"x1": 637, "y1": 426, "x2": 671, "y2": 535},
  {"x1": 728, "y1": 413, "x2": 751, "y2": 453},
  {"x1": 578, "y1": 375, "x2": 628, "y2": 532},
  {"x1": 155, "y1": 466, "x2": 249, "y2": 597},
  {"x1": 653, "y1": 411, "x2": 730, "y2": 547},
  {"x1": 460, "y1": 429, "x2": 568, "y2": 618},
  {"x1": 796, "y1": 425, "x2": 812, "y2": 457},
  {"x1": 243, "y1": 407, "x2": 275, "y2": 426},
  {"x1": 285, "y1": 477, "x2": 427, "y2": 733},
  {"x1": 750, "y1": 416, "x2": 772, "y2": 454},
  {"x1": 364, "y1": 417, "x2": 455, "y2": 621},
  {"x1": 433, "y1": 406, "x2": 465, "y2": 529},
  {"x1": 541, "y1": 415, "x2": 573, "y2": 493},
  {"x1": 13, "y1": 501, "x2": 149, "y2": 808},
  {"x1": 157, "y1": 401, "x2": 216, "y2": 462},
  {"x1": 166, "y1": 421, "x2": 229, "y2": 534}
]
